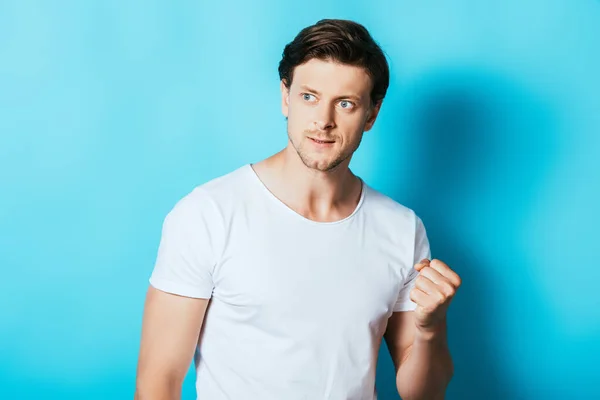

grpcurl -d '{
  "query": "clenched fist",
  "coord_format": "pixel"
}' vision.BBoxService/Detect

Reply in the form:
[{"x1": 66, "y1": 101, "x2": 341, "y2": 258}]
[{"x1": 410, "y1": 258, "x2": 461, "y2": 333}]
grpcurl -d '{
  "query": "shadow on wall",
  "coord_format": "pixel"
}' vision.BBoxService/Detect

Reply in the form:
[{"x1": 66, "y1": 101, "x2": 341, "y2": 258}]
[{"x1": 375, "y1": 67, "x2": 559, "y2": 400}]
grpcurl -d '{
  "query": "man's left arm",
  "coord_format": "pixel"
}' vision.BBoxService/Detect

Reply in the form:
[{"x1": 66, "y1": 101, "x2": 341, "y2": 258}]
[{"x1": 384, "y1": 258, "x2": 461, "y2": 400}]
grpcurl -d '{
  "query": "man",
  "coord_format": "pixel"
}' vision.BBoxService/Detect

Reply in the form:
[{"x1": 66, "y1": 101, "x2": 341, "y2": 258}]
[{"x1": 135, "y1": 19, "x2": 461, "y2": 400}]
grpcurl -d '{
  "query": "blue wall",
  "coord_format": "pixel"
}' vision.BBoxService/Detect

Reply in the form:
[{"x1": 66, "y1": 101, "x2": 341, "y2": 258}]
[{"x1": 1, "y1": 1, "x2": 598, "y2": 399}]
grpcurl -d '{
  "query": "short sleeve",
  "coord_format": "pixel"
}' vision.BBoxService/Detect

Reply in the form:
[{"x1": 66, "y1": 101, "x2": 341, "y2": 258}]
[
  {"x1": 148, "y1": 188, "x2": 222, "y2": 299},
  {"x1": 392, "y1": 213, "x2": 432, "y2": 312}
]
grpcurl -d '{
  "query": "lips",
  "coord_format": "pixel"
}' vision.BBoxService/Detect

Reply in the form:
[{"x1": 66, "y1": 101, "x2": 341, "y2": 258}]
[{"x1": 310, "y1": 137, "x2": 335, "y2": 144}]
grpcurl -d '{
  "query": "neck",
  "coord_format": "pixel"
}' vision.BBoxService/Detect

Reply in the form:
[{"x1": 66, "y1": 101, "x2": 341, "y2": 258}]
[{"x1": 253, "y1": 146, "x2": 362, "y2": 222}]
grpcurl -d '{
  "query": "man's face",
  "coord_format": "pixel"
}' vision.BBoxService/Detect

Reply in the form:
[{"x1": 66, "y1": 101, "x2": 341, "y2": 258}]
[{"x1": 281, "y1": 58, "x2": 381, "y2": 172}]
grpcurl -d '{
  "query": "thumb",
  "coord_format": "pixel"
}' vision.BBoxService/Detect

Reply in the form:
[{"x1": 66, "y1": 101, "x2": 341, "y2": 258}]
[{"x1": 414, "y1": 258, "x2": 431, "y2": 272}]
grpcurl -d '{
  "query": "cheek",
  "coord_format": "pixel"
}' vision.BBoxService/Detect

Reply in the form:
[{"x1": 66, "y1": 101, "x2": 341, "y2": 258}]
[
  {"x1": 340, "y1": 117, "x2": 367, "y2": 137},
  {"x1": 286, "y1": 105, "x2": 305, "y2": 126}
]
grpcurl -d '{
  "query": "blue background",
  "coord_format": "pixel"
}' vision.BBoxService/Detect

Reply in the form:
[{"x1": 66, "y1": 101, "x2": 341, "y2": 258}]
[{"x1": 1, "y1": 1, "x2": 599, "y2": 399}]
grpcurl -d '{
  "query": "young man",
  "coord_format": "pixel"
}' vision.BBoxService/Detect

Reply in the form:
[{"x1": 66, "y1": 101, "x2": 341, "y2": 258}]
[{"x1": 135, "y1": 19, "x2": 461, "y2": 400}]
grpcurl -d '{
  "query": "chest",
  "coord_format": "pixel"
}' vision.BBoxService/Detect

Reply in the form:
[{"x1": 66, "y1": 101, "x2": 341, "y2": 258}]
[{"x1": 210, "y1": 222, "x2": 408, "y2": 337}]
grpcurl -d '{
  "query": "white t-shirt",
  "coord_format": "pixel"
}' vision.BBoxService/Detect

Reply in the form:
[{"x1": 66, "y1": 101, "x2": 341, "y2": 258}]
[{"x1": 149, "y1": 164, "x2": 431, "y2": 400}]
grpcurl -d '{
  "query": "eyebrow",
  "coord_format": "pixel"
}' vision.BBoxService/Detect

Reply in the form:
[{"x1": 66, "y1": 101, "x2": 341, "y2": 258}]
[{"x1": 300, "y1": 84, "x2": 362, "y2": 102}]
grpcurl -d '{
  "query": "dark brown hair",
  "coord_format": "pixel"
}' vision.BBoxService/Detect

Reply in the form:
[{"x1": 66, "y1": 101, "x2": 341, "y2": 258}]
[{"x1": 278, "y1": 19, "x2": 390, "y2": 107}]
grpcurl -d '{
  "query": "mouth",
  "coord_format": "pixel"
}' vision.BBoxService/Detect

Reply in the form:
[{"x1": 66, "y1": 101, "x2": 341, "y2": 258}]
[{"x1": 309, "y1": 137, "x2": 335, "y2": 145}]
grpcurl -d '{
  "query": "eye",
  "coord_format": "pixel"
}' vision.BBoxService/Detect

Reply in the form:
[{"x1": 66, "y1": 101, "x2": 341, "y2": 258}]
[
  {"x1": 302, "y1": 93, "x2": 316, "y2": 102},
  {"x1": 339, "y1": 100, "x2": 355, "y2": 110}
]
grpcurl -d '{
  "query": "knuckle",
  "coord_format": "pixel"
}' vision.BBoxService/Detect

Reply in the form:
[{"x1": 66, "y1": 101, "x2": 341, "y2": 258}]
[
  {"x1": 409, "y1": 289, "x2": 419, "y2": 302},
  {"x1": 441, "y1": 282, "x2": 455, "y2": 297},
  {"x1": 436, "y1": 291, "x2": 447, "y2": 305},
  {"x1": 455, "y1": 276, "x2": 462, "y2": 287}
]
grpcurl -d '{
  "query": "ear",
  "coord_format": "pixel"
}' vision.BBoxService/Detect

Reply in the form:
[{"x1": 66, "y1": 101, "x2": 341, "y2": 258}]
[
  {"x1": 281, "y1": 80, "x2": 290, "y2": 118},
  {"x1": 364, "y1": 101, "x2": 382, "y2": 132}
]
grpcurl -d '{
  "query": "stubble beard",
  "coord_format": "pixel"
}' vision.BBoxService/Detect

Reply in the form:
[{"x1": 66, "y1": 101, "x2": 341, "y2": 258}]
[{"x1": 287, "y1": 128, "x2": 363, "y2": 173}]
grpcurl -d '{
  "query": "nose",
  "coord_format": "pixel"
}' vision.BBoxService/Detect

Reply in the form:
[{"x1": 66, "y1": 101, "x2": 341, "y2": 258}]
[{"x1": 313, "y1": 103, "x2": 336, "y2": 131}]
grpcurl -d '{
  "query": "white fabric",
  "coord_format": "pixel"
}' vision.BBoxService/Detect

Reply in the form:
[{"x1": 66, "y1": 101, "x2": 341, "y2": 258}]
[{"x1": 149, "y1": 164, "x2": 431, "y2": 400}]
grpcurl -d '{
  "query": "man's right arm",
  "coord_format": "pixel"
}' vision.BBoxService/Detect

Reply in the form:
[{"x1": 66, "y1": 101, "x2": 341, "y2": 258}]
[{"x1": 134, "y1": 286, "x2": 210, "y2": 400}]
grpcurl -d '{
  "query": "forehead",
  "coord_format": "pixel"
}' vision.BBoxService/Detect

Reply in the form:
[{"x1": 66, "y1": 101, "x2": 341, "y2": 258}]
[{"x1": 291, "y1": 58, "x2": 373, "y2": 97}]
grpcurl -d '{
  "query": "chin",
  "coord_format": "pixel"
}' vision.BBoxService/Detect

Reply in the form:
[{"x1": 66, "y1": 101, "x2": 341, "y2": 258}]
[
  {"x1": 289, "y1": 136, "x2": 349, "y2": 172},
  {"x1": 300, "y1": 154, "x2": 345, "y2": 172}
]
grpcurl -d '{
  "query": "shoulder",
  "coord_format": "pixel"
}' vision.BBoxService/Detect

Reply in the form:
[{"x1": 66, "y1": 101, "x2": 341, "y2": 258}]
[
  {"x1": 361, "y1": 184, "x2": 430, "y2": 269},
  {"x1": 165, "y1": 164, "x2": 251, "y2": 225},
  {"x1": 362, "y1": 183, "x2": 420, "y2": 228}
]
